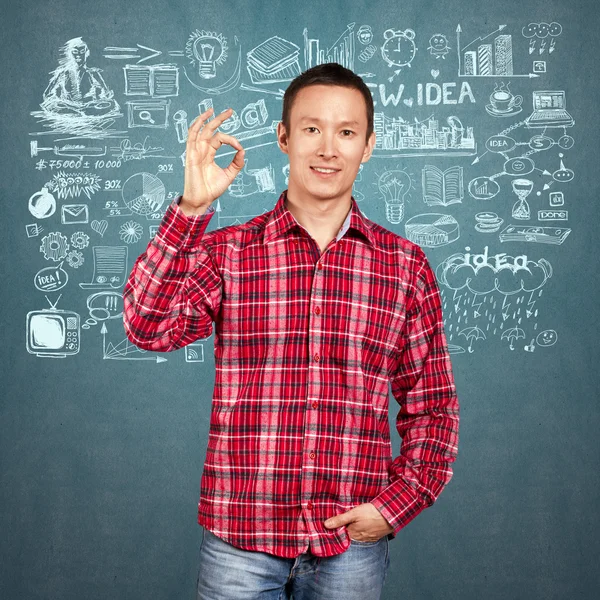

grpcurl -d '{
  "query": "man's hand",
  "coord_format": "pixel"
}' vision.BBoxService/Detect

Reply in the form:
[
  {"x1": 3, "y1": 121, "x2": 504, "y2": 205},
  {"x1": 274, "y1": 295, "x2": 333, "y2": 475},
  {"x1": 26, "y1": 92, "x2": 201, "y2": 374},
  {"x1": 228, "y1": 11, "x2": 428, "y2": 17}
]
[
  {"x1": 180, "y1": 107, "x2": 245, "y2": 215},
  {"x1": 323, "y1": 502, "x2": 394, "y2": 543}
]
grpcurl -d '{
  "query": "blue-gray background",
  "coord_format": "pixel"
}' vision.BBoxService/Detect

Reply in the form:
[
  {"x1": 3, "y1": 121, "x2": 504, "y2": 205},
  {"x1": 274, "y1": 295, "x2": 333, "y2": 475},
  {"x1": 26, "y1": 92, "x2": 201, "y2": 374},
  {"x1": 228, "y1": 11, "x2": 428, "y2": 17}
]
[{"x1": 1, "y1": 0, "x2": 599, "y2": 598}]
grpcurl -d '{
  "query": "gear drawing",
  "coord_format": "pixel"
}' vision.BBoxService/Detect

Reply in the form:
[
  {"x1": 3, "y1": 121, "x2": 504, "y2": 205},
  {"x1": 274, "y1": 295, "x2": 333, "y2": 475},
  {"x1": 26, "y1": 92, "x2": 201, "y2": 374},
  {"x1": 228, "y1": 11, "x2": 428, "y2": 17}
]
[
  {"x1": 40, "y1": 231, "x2": 69, "y2": 261},
  {"x1": 70, "y1": 231, "x2": 90, "y2": 249},
  {"x1": 66, "y1": 250, "x2": 84, "y2": 268}
]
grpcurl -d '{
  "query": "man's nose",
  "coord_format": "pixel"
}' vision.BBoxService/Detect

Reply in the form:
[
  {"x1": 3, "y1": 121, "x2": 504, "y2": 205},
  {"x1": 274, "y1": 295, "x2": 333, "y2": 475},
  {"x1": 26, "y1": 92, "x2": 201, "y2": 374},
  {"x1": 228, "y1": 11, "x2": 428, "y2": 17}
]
[{"x1": 317, "y1": 133, "x2": 338, "y2": 157}]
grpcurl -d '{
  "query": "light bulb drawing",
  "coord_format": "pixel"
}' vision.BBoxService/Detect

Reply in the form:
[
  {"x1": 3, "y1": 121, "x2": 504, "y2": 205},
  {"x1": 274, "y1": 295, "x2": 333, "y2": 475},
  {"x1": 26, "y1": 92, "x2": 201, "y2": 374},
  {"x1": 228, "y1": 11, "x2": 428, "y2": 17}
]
[
  {"x1": 185, "y1": 30, "x2": 228, "y2": 79},
  {"x1": 377, "y1": 169, "x2": 413, "y2": 224}
]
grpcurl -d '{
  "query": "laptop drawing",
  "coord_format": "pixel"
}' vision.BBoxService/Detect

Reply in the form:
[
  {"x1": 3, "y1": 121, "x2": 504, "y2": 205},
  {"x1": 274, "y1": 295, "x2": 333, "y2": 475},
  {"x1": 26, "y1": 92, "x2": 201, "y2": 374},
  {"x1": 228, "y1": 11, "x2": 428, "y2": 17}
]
[{"x1": 525, "y1": 91, "x2": 574, "y2": 128}]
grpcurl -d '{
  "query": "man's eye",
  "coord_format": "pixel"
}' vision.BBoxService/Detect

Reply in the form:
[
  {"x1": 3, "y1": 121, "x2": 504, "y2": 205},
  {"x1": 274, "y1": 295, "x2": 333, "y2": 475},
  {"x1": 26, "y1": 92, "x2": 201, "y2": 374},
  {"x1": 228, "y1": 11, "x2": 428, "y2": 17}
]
[
  {"x1": 306, "y1": 127, "x2": 318, "y2": 133},
  {"x1": 342, "y1": 130, "x2": 354, "y2": 136}
]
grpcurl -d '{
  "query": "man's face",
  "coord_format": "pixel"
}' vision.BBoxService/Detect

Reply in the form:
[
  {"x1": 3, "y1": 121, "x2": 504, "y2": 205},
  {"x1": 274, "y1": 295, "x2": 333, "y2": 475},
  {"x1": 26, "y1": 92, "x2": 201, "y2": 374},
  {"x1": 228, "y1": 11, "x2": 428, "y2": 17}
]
[
  {"x1": 71, "y1": 45, "x2": 87, "y2": 66},
  {"x1": 277, "y1": 84, "x2": 375, "y2": 204}
]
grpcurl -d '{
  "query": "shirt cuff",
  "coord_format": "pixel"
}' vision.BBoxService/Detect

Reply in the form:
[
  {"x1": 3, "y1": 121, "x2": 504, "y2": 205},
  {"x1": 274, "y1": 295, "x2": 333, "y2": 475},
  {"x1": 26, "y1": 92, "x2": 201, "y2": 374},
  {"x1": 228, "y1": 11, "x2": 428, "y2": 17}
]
[
  {"x1": 370, "y1": 479, "x2": 428, "y2": 538},
  {"x1": 155, "y1": 195, "x2": 216, "y2": 250}
]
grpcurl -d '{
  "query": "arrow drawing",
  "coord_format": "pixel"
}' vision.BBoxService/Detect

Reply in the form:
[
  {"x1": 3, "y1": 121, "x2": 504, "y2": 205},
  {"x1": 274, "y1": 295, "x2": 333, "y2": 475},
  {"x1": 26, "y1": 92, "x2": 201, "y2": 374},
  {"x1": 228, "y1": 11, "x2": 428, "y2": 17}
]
[{"x1": 103, "y1": 43, "x2": 162, "y2": 63}]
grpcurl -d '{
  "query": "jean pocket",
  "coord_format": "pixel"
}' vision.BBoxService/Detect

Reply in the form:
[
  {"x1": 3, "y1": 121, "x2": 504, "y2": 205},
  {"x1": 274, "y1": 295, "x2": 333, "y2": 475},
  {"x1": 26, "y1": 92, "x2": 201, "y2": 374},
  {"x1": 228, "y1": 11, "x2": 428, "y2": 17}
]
[{"x1": 349, "y1": 537, "x2": 381, "y2": 546}]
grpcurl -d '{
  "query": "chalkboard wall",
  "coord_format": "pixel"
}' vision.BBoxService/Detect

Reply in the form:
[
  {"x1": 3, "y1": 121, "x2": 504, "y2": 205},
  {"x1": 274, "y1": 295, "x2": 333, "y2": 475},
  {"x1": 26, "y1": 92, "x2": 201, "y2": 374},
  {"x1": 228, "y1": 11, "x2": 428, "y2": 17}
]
[{"x1": 2, "y1": 0, "x2": 599, "y2": 598}]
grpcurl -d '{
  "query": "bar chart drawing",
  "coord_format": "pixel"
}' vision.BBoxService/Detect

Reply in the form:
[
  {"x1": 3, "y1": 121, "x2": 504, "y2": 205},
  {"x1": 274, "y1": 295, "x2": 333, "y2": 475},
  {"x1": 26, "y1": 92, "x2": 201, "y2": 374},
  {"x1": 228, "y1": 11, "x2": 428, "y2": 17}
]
[
  {"x1": 303, "y1": 23, "x2": 355, "y2": 71},
  {"x1": 457, "y1": 24, "x2": 538, "y2": 78}
]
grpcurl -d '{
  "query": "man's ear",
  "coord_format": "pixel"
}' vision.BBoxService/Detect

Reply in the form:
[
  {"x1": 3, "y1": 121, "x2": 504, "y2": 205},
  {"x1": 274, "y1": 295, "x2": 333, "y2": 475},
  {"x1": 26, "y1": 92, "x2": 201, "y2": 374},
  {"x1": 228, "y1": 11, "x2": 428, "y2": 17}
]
[
  {"x1": 361, "y1": 131, "x2": 376, "y2": 164},
  {"x1": 277, "y1": 122, "x2": 289, "y2": 155}
]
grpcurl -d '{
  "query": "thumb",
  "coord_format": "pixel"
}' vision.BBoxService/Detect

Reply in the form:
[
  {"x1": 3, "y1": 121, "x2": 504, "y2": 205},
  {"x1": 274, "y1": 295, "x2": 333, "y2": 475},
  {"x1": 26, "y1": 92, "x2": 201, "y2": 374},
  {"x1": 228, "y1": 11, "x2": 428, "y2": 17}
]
[
  {"x1": 225, "y1": 151, "x2": 246, "y2": 180},
  {"x1": 324, "y1": 509, "x2": 354, "y2": 529}
]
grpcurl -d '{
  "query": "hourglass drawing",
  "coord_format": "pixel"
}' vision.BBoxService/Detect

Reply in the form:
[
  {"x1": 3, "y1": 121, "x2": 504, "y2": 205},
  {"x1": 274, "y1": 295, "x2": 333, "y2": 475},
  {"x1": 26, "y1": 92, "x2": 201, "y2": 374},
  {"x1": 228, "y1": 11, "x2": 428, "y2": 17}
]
[{"x1": 511, "y1": 178, "x2": 533, "y2": 220}]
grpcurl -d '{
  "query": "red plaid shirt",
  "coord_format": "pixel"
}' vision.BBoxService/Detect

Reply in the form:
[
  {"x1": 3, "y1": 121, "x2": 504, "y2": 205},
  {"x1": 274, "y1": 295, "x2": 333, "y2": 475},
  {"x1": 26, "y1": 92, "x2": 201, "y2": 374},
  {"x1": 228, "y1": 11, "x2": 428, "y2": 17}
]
[{"x1": 123, "y1": 190, "x2": 460, "y2": 559}]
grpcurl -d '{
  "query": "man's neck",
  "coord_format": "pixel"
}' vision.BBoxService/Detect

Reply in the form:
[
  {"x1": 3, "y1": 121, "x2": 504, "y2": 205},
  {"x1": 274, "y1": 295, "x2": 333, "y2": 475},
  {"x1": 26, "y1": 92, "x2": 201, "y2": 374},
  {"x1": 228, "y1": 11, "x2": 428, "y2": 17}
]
[{"x1": 284, "y1": 189, "x2": 352, "y2": 244}]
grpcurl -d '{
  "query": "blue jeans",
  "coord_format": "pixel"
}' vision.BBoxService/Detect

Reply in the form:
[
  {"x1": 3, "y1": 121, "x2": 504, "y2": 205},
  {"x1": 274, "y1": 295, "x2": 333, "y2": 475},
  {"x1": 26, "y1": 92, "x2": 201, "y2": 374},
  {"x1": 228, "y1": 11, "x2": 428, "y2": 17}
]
[{"x1": 196, "y1": 528, "x2": 390, "y2": 600}]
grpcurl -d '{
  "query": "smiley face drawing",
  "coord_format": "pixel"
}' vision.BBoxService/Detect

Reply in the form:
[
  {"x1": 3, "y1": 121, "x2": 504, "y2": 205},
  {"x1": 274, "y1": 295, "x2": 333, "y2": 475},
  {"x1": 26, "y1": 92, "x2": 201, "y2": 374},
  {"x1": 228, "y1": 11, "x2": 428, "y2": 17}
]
[
  {"x1": 536, "y1": 330, "x2": 557, "y2": 347},
  {"x1": 428, "y1": 33, "x2": 451, "y2": 59},
  {"x1": 357, "y1": 25, "x2": 373, "y2": 45}
]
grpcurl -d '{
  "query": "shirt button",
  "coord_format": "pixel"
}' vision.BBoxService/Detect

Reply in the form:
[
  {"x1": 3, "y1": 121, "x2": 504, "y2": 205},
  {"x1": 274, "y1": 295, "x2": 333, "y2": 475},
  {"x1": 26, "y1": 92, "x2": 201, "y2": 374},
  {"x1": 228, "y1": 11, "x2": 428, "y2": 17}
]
[
  {"x1": 317, "y1": 262, "x2": 323, "y2": 270},
  {"x1": 307, "y1": 501, "x2": 313, "y2": 510},
  {"x1": 314, "y1": 306, "x2": 320, "y2": 315},
  {"x1": 309, "y1": 452, "x2": 316, "y2": 459},
  {"x1": 312, "y1": 401, "x2": 318, "y2": 409},
  {"x1": 293, "y1": 239, "x2": 299, "y2": 245},
  {"x1": 313, "y1": 353, "x2": 320, "y2": 362},
  {"x1": 176, "y1": 225, "x2": 186, "y2": 233}
]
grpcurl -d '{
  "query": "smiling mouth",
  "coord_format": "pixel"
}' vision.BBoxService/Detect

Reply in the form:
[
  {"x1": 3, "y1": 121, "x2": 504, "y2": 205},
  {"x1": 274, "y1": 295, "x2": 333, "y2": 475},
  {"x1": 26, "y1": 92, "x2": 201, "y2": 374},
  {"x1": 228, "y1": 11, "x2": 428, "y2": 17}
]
[{"x1": 311, "y1": 167, "x2": 341, "y2": 175}]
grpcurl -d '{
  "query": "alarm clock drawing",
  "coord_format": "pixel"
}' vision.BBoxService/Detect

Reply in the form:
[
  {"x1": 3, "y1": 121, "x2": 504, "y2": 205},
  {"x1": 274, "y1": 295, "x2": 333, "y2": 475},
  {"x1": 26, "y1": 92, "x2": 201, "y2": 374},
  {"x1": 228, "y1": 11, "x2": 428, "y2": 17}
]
[{"x1": 381, "y1": 28, "x2": 417, "y2": 68}]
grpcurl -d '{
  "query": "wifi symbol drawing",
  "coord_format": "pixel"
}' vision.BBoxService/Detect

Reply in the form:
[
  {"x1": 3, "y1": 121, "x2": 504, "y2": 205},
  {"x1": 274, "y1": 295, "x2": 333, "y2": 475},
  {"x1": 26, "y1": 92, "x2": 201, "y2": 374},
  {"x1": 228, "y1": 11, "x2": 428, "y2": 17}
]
[{"x1": 185, "y1": 344, "x2": 204, "y2": 363}]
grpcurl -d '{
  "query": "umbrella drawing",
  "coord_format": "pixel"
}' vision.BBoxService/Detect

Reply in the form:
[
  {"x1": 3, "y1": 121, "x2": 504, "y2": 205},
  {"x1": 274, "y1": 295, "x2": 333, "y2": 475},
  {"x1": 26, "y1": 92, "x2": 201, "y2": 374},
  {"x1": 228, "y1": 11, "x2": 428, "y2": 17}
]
[
  {"x1": 458, "y1": 326, "x2": 486, "y2": 353},
  {"x1": 501, "y1": 327, "x2": 526, "y2": 350}
]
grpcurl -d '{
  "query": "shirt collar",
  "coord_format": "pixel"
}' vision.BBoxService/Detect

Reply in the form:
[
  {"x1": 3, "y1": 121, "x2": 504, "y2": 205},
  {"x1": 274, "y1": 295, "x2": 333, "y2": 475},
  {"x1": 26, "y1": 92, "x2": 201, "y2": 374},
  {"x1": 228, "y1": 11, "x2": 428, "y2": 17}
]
[{"x1": 263, "y1": 189, "x2": 375, "y2": 246}]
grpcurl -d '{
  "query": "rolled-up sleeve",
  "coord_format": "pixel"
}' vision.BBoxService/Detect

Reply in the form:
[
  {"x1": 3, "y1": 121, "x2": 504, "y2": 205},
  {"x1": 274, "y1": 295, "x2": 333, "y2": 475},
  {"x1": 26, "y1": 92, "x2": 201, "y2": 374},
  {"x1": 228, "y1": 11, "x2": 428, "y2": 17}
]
[
  {"x1": 370, "y1": 247, "x2": 460, "y2": 536},
  {"x1": 122, "y1": 198, "x2": 222, "y2": 352}
]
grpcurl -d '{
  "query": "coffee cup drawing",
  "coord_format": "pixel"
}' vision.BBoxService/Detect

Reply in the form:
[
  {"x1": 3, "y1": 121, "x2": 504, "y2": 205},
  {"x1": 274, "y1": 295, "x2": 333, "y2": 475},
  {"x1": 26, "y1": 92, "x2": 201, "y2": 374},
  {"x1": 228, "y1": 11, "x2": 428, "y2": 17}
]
[{"x1": 489, "y1": 90, "x2": 523, "y2": 113}]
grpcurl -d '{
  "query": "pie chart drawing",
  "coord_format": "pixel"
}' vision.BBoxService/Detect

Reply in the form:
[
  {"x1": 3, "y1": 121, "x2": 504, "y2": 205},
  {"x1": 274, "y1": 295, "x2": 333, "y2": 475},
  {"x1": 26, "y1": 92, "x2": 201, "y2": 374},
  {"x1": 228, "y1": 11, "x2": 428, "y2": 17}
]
[
  {"x1": 122, "y1": 173, "x2": 165, "y2": 215},
  {"x1": 405, "y1": 213, "x2": 460, "y2": 247}
]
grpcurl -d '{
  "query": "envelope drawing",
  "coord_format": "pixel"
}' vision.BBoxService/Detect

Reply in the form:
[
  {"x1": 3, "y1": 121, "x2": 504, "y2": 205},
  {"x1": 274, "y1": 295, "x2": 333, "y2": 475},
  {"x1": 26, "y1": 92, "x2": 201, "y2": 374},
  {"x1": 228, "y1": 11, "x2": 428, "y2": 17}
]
[{"x1": 61, "y1": 204, "x2": 89, "y2": 225}]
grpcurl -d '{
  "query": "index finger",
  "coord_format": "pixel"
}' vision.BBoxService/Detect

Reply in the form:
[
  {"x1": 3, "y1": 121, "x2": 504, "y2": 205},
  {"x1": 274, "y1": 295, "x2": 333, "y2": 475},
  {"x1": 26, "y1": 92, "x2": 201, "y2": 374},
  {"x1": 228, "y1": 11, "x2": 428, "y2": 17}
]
[
  {"x1": 188, "y1": 107, "x2": 215, "y2": 134},
  {"x1": 198, "y1": 107, "x2": 234, "y2": 139}
]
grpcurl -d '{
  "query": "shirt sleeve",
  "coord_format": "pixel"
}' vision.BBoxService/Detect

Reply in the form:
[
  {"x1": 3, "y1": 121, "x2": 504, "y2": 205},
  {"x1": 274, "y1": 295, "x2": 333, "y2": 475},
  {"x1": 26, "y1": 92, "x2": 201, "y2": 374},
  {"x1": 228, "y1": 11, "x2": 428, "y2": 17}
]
[
  {"x1": 122, "y1": 197, "x2": 222, "y2": 352},
  {"x1": 370, "y1": 247, "x2": 460, "y2": 537}
]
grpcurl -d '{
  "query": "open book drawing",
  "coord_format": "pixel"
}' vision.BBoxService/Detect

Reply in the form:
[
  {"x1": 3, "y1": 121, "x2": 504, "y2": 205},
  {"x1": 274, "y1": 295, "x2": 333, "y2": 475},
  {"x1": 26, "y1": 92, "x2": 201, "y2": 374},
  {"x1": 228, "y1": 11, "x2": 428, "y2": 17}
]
[{"x1": 422, "y1": 165, "x2": 464, "y2": 206}]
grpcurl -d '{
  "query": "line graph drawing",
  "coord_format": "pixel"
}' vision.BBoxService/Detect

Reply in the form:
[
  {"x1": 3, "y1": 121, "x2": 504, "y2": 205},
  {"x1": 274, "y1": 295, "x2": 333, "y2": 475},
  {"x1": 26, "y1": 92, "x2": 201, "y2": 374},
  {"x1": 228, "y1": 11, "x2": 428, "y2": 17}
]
[{"x1": 101, "y1": 323, "x2": 167, "y2": 362}]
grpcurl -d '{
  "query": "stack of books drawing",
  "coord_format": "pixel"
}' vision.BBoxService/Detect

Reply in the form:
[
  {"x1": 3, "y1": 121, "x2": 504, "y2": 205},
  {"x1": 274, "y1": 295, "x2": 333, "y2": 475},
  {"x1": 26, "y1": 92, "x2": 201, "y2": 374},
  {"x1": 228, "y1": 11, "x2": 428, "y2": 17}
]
[{"x1": 246, "y1": 36, "x2": 302, "y2": 84}]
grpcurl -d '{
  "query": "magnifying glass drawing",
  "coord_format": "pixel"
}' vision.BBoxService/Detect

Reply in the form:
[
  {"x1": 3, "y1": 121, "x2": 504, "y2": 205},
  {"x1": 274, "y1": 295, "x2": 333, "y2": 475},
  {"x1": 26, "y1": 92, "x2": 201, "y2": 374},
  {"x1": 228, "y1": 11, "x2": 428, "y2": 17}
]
[{"x1": 139, "y1": 110, "x2": 156, "y2": 124}]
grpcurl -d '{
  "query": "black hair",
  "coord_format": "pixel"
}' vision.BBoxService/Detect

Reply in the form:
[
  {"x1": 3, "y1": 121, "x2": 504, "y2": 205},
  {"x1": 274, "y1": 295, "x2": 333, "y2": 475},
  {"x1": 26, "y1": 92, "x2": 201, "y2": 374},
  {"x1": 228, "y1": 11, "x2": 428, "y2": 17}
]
[{"x1": 281, "y1": 62, "x2": 374, "y2": 143}]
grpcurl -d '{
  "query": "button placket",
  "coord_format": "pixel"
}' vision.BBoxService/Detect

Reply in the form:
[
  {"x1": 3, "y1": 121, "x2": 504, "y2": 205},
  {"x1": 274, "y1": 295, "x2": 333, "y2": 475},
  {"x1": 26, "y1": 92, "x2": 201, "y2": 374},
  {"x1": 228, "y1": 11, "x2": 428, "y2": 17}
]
[{"x1": 301, "y1": 250, "x2": 327, "y2": 525}]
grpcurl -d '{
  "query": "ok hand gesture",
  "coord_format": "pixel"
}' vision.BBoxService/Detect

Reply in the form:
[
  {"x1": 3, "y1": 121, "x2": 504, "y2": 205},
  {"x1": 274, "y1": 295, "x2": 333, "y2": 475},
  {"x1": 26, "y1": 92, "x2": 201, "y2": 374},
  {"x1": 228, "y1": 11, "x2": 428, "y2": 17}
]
[{"x1": 180, "y1": 107, "x2": 245, "y2": 215}]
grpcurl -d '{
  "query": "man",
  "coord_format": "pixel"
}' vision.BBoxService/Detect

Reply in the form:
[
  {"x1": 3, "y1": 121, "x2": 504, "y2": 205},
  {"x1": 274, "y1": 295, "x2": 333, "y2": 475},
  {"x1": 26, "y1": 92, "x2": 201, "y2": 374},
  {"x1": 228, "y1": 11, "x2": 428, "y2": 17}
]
[
  {"x1": 123, "y1": 62, "x2": 460, "y2": 600},
  {"x1": 41, "y1": 37, "x2": 119, "y2": 117}
]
